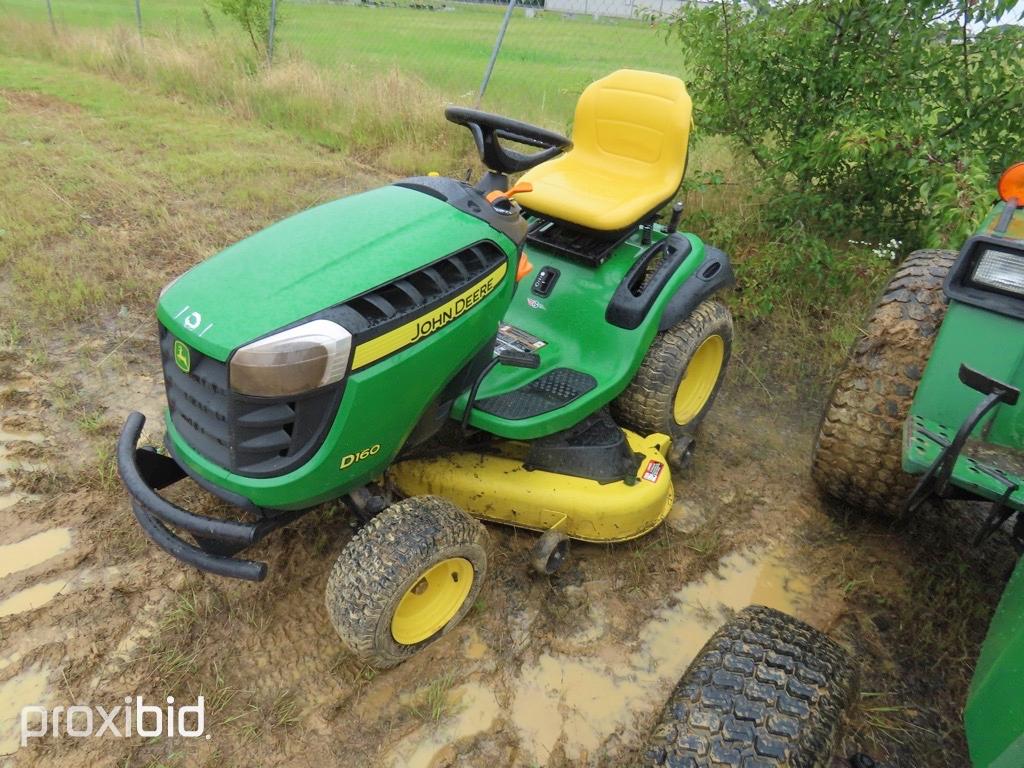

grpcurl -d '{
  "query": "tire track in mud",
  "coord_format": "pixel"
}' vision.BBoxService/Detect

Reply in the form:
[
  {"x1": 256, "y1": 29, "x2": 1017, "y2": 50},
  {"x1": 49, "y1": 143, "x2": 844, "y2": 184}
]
[
  {"x1": 381, "y1": 545, "x2": 836, "y2": 768},
  {"x1": 0, "y1": 361, "x2": 992, "y2": 768},
  {"x1": 0, "y1": 394, "x2": 63, "y2": 759},
  {"x1": 0, "y1": 385, "x2": 178, "y2": 764}
]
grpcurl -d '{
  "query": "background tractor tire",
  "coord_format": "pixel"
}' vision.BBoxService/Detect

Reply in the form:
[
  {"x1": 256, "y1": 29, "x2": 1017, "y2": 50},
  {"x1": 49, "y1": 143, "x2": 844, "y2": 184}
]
[
  {"x1": 812, "y1": 249, "x2": 957, "y2": 517},
  {"x1": 614, "y1": 299, "x2": 733, "y2": 443},
  {"x1": 326, "y1": 495, "x2": 487, "y2": 669},
  {"x1": 642, "y1": 605, "x2": 856, "y2": 768}
]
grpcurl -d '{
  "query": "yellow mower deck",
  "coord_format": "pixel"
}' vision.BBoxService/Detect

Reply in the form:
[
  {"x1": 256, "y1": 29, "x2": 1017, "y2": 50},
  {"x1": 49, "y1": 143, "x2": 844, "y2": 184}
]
[{"x1": 389, "y1": 431, "x2": 674, "y2": 542}]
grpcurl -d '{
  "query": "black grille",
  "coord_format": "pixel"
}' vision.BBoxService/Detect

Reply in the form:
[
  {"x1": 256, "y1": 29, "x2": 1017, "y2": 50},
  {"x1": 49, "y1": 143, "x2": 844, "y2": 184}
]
[{"x1": 160, "y1": 328, "x2": 343, "y2": 479}]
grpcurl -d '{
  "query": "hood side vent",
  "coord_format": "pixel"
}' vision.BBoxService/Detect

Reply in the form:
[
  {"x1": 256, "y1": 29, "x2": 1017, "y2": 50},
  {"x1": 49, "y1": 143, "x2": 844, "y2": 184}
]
[{"x1": 336, "y1": 241, "x2": 506, "y2": 334}]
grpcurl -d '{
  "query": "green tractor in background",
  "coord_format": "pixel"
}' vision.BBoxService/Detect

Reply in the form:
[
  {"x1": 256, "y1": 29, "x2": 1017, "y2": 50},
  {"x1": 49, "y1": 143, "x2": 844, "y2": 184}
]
[
  {"x1": 637, "y1": 163, "x2": 1024, "y2": 768},
  {"x1": 812, "y1": 163, "x2": 1024, "y2": 767}
]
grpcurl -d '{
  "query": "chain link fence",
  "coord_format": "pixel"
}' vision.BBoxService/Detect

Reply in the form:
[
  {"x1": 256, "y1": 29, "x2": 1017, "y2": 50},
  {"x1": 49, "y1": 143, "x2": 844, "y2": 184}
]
[
  {"x1": 276, "y1": 0, "x2": 693, "y2": 119},
  {"x1": 6, "y1": 0, "x2": 695, "y2": 124}
]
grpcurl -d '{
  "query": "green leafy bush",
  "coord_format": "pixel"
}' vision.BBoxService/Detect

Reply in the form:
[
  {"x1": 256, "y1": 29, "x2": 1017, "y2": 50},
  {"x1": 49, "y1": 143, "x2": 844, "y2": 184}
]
[{"x1": 662, "y1": 0, "x2": 1023, "y2": 248}]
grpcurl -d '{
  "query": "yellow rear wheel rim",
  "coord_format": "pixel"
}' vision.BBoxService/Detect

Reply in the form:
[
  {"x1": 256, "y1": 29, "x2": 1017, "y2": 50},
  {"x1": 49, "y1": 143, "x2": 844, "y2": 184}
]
[
  {"x1": 673, "y1": 334, "x2": 725, "y2": 425},
  {"x1": 391, "y1": 557, "x2": 474, "y2": 645}
]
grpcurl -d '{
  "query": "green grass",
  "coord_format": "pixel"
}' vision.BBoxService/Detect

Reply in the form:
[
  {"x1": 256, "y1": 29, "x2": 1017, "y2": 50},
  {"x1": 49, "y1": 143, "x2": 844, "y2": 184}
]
[
  {"x1": 0, "y1": 5, "x2": 885, "y2": 389},
  {"x1": 0, "y1": 48, "x2": 351, "y2": 325},
  {"x1": 0, "y1": 14, "x2": 484, "y2": 171},
  {"x1": 404, "y1": 672, "x2": 458, "y2": 723},
  {"x1": 0, "y1": 0, "x2": 688, "y2": 122}
]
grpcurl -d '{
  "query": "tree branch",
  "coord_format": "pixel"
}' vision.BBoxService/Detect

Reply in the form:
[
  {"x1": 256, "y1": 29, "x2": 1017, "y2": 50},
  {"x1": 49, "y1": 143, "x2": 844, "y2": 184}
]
[{"x1": 718, "y1": 0, "x2": 768, "y2": 170}]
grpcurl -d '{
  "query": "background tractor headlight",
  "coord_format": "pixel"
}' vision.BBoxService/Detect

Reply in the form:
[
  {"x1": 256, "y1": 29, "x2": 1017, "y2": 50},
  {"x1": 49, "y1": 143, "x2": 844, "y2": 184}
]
[
  {"x1": 230, "y1": 320, "x2": 352, "y2": 397},
  {"x1": 971, "y1": 248, "x2": 1024, "y2": 296}
]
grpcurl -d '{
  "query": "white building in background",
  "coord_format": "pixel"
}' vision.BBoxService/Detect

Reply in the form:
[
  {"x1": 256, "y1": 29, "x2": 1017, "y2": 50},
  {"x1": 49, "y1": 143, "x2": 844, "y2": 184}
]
[{"x1": 542, "y1": 0, "x2": 713, "y2": 20}]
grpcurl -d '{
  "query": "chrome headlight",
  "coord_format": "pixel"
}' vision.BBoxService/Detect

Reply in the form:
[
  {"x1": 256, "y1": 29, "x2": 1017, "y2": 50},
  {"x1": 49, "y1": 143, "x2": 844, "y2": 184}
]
[
  {"x1": 230, "y1": 320, "x2": 352, "y2": 397},
  {"x1": 971, "y1": 248, "x2": 1024, "y2": 296}
]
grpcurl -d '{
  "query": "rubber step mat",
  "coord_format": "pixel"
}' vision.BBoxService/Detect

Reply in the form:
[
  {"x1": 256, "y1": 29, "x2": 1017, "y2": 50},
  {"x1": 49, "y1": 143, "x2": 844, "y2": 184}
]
[{"x1": 475, "y1": 368, "x2": 597, "y2": 421}]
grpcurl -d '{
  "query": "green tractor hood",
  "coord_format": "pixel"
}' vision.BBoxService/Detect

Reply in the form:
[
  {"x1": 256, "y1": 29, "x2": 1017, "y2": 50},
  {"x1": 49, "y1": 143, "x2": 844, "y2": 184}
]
[{"x1": 156, "y1": 185, "x2": 514, "y2": 361}]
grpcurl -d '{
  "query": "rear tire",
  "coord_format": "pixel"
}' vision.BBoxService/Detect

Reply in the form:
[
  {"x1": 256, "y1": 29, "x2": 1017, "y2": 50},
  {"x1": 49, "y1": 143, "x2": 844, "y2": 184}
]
[
  {"x1": 326, "y1": 495, "x2": 487, "y2": 669},
  {"x1": 614, "y1": 299, "x2": 733, "y2": 443},
  {"x1": 642, "y1": 606, "x2": 856, "y2": 768},
  {"x1": 811, "y1": 249, "x2": 956, "y2": 517}
]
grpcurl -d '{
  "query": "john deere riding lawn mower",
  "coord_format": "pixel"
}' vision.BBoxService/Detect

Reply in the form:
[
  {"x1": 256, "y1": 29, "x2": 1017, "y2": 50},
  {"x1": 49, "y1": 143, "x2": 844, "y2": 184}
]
[
  {"x1": 812, "y1": 163, "x2": 1024, "y2": 766},
  {"x1": 117, "y1": 69, "x2": 735, "y2": 667}
]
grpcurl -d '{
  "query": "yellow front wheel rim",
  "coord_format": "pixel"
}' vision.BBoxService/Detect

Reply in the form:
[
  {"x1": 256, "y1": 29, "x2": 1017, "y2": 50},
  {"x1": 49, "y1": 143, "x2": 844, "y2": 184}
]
[
  {"x1": 391, "y1": 557, "x2": 474, "y2": 645},
  {"x1": 673, "y1": 335, "x2": 725, "y2": 425}
]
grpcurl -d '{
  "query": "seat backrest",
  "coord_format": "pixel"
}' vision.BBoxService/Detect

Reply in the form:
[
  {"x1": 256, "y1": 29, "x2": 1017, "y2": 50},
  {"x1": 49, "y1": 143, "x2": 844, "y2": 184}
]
[{"x1": 571, "y1": 69, "x2": 692, "y2": 184}]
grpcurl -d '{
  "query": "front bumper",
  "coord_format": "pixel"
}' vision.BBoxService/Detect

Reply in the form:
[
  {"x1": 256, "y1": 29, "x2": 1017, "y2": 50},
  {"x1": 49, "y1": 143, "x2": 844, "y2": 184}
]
[{"x1": 117, "y1": 412, "x2": 303, "y2": 581}]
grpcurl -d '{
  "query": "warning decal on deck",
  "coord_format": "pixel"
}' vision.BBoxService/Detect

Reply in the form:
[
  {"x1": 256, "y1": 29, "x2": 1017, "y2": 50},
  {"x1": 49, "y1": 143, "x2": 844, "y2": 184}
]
[{"x1": 642, "y1": 460, "x2": 663, "y2": 483}]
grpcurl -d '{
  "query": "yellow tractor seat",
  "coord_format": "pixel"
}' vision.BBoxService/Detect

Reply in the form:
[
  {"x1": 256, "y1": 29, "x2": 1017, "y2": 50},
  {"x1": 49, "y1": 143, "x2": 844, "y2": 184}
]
[{"x1": 516, "y1": 69, "x2": 692, "y2": 233}]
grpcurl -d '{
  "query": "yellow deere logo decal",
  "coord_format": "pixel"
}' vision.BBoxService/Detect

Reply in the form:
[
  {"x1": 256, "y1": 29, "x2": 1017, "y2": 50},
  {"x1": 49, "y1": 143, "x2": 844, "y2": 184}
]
[
  {"x1": 351, "y1": 262, "x2": 507, "y2": 371},
  {"x1": 173, "y1": 339, "x2": 191, "y2": 373}
]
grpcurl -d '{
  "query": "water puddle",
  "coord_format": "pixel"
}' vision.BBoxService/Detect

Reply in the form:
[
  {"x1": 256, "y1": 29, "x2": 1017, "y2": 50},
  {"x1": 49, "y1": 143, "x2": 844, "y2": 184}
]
[
  {"x1": 388, "y1": 682, "x2": 500, "y2": 768},
  {"x1": 513, "y1": 654, "x2": 647, "y2": 763},
  {"x1": 464, "y1": 629, "x2": 489, "y2": 660},
  {"x1": 0, "y1": 429, "x2": 43, "y2": 467},
  {"x1": 509, "y1": 548, "x2": 811, "y2": 765},
  {"x1": 0, "y1": 578, "x2": 68, "y2": 619},
  {"x1": 0, "y1": 665, "x2": 49, "y2": 755},
  {"x1": 639, "y1": 549, "x2": 808, "y2": 671},
  {"x1": 0, "y1": 529, "x2": 73, "y2": 579},
  {"x1": 0, "y1": 428, "x2": 43, "y2": 445},
  {"x1": 0, "y1": 429, "x2": 44, "y2": 512}
]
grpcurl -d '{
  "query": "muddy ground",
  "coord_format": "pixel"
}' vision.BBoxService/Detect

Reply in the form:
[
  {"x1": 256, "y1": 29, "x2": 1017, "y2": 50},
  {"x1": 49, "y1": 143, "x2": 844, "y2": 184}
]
[
  {"x1": 0, "y1": 61, "x2": 1019, "y2": 768},
  {"x1": 2, "y1": 347, "x2": 1017, "y2": 768}
]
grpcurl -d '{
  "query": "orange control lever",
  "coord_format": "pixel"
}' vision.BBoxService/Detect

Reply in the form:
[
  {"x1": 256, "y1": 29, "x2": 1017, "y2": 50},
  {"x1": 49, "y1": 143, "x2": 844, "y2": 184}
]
[
  {"x1": 486, "y1": 182, "x2": 534, "y2": 203},
  {"x1": 516, "y1": 251, "x2": 534, "y2": 282}
]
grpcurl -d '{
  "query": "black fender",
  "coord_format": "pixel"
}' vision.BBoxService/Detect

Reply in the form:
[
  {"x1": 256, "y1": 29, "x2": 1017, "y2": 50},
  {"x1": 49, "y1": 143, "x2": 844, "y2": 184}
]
[
  {"x1": 606, "y1": 233, "x2": 693, "y2": 330},
  {"x1": 658, "y1": 245, "x2": 735, "y2": 332}
]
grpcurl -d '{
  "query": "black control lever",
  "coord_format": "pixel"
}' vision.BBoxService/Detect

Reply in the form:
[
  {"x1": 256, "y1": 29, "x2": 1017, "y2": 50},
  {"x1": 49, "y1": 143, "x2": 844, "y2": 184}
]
[
  {"x1": 496, "y1": 349, "x2": 541, "y2": 369},
  {"x1": 460, "y1": 350, "x2": 542, "y2": 432},
  {"x1": 960, "y1": 364, "x2": 1021, "y2": 405},
  {"x1": 666, "y1": 201, "x2": 684, "y2": 234}
]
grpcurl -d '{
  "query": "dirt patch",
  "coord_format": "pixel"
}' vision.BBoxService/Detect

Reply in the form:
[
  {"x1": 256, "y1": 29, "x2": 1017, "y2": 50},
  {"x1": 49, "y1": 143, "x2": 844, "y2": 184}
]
[
  {"x1": 1, "y1": 89, "x2": 83, "y2": 116},
  {"x1": 0, "y1": 362, "x2": 1009, "y2": 767}
]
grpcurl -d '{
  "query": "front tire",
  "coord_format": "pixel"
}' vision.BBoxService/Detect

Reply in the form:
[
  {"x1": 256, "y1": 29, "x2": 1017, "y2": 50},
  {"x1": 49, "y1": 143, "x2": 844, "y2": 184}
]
[
  {"x1": 812, "y1": 249, "x2": 956, "y2": 517},
  {"x1": 642, "y1": 606, "x2": 856, "y2": 768},
  {"x1": 613, "y1": 299, "x2": 733, "y2": 442},
  {"x1": 326, "y1": 496, "x2": 488, "y2": 668}
]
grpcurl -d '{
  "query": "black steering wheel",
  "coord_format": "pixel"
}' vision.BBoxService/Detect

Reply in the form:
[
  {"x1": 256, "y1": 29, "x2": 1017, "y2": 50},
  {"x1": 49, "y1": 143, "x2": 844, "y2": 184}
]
[{"x1": 445, "y1": 106, "x2": 572, "y2": 175}]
